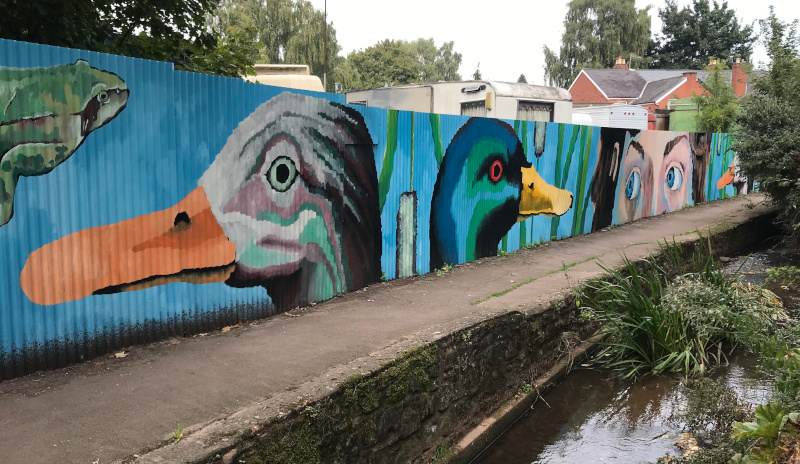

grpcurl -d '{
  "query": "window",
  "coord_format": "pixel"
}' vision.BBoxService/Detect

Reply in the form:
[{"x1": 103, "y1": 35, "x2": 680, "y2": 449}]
[
  {"x1": 461, "y1": 100, "x2": 487, "y2": 117},
  {"x1": 517, "y1": 101, "x2": 553, "y2": 122}
]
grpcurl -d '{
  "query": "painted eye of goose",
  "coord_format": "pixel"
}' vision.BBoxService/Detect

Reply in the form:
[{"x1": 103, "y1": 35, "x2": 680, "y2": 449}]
[
  {"x1": 489, "y1": 160, "x2": 503, "y2": 182},
  {"x1": 267, "y1": 156, "x2": 298, "y2": 192},
  {"x1": 625, "y1": 170, "x2": 641, "y2": 200},
  {"x1": 97, "y1": 91, "x2": 109, "y2": 104},
  {"x1": 666, "y1": 166, "x2": 683, "y2": 191}
]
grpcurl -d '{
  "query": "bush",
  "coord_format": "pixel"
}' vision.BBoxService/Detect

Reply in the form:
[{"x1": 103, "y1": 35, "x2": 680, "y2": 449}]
[
  {"x1": 734, "y1": 11, "x2": 800, "y2": 247},
  {"x1": 583, "y1": 245, "x2": 785, "y2": 379}
]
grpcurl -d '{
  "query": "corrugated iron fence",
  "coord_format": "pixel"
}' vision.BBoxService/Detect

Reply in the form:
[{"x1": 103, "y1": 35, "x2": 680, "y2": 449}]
[{"x1": 0, "y1": 39, "x2": 743, "y2": 379}]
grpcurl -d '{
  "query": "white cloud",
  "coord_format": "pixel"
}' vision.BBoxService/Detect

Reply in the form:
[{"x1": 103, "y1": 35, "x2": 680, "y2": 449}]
[{"x1": 307, "y1": 0, "x2": 799, "y2": 86}]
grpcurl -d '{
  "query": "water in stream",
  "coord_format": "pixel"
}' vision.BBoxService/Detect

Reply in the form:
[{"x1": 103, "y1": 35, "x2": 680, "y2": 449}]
[{"x1": 473, "y1": 244, "x2": 799, "y2": 464}]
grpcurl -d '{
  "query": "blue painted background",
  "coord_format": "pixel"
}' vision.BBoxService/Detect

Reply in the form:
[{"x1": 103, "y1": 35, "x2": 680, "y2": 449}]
[{"x1": 0, "y1": 39, "x2": 740, "y2": 377}]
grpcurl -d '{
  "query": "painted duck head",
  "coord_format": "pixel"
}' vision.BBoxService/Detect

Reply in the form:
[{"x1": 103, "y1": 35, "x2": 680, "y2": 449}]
[
  {"x1": 21, "y1": 93, "x2": 381, "y2": 311},
  {"x1": 429, "y1": 118, "x2": 573, "y2": 268}
]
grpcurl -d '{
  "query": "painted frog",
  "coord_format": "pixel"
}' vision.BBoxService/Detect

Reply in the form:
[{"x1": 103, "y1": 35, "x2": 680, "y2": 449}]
[{"x1": 0, "y1": 59, "x2": 128, "y2": 226}]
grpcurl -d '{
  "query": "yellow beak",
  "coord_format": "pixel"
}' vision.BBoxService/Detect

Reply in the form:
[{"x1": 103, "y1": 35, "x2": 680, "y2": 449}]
[{"x1": 518, "y1": 165, "x2": 574, "y2": 220}]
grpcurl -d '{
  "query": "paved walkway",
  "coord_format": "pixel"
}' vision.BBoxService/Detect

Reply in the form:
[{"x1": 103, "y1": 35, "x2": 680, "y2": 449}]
[{"x1": 0, "y1": 195, "x2": 772, "y2": 464}]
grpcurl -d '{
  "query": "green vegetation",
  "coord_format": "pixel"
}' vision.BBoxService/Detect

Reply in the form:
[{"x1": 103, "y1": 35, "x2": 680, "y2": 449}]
[
  {"x1": 172, "y1": 423, "x2": 183, "y2": 443},
  {"x1": 1, "y1": 0, "x2": 255, "y2": 77},
  {"x1": 582, "y1": 240, "x2": 785, "y2": 379},
  {"x1": 647, "y1": 0, "x2": 754, "y2": 69},
  {"x1": 544, "y1": 0, "x2": 651, "y2": 87},
  {"x1": 692, "y1": 61, "x2": 741, "y2": 134},
  {"x1": 577, "y1": 235, "x2": 800, "y2": 463},
  {"x1": 766, "y1": 266, "x2": 800, "y2": 287},
  {"x1": 735, "y1": 9, "x2": 800, "y2": 247}
]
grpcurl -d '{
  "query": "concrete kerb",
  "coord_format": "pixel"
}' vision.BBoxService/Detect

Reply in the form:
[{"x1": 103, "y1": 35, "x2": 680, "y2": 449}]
[{"x1": 126, "y1": 202, "x2": 778, "y2": 464}]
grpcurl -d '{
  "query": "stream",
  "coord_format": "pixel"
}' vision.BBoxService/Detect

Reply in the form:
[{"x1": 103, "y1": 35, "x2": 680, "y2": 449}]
[{"x1": 472, "y1": 243, "x2": 800, "y2": 464}]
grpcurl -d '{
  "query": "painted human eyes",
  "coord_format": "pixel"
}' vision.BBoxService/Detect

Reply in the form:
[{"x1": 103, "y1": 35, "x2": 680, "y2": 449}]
[
  {"x1": 266, "y1": 156, "x2": 298, "y2": 192},
  {"x1": 665, "y1": 165, "x2": 683, "y2": 191},
  {"x1": 625, "y1": 169, "x2": 641, "y2": 200}
]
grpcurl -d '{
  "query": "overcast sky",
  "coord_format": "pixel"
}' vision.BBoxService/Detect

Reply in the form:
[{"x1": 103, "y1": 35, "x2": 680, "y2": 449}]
[{"x1": 305, "y1": 0, "x2": 799, "y2": 85}]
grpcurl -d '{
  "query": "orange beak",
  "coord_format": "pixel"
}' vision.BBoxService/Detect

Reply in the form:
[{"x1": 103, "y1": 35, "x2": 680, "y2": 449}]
[
  {"x1": 716, "y1": 159, "x2": 736, "y2": 190},
  {"x1": 20, "y1": 186, "x2": 236, "y2": 306}
]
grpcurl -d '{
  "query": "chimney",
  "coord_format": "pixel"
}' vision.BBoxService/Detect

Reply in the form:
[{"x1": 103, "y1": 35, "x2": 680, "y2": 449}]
[
  {"x1": 732, "y1": 55, "x2": 746, "y2": 97},
  {"x1": 682, "y1": 71, "x2": 697, "y2": 84},
  {"x1": 707, "y1": 58, "x2": 719, "y2": 69},
  {"x1": 613, "y1": 56, "x2": 629, "y2": 70}
]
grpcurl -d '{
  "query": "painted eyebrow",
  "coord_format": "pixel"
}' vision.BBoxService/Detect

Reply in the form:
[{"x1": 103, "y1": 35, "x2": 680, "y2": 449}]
[
  {"x1": 629, "y1": 141, "x2": 645, "y2": 159},
  {"x1": 664, "y1": 135, "x2": 688, "y2": 157}
]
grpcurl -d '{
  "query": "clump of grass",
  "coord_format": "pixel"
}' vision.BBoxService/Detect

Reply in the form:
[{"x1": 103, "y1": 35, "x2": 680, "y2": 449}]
[
  {"x1": 680, "y1": 377, "x2": 748, "y2": 446},
  {"x1": 766, "y1": 266, "x2": 800, "y2": 287},
  {"x1": 582, "y1": 240, "x2": 785, "y2": 379}
]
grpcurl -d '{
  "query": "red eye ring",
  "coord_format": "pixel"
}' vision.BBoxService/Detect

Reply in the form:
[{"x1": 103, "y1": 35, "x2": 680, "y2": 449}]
[{"x1": 489, "y1": 160, "x2": 503, "y2": 182}]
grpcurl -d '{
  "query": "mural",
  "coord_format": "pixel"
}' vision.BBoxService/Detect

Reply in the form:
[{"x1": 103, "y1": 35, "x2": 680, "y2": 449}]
[
  {"x1": 0, "y1": 39, "x2": 747, "y2": 378},
  {"x1": 0, "y1": 60, "x2": 128, "y2": 226},
  {"x1": 21, "y1": 93, "x2": 380, "y2": 311}
]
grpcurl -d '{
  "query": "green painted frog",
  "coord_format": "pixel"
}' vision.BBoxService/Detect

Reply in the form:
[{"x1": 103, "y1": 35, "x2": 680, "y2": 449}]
[{"x1": 0, "y1": 59, "x2": 128, "y2": 226}]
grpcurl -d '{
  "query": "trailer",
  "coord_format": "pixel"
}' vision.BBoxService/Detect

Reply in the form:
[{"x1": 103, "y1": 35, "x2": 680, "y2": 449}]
[
  {"x1": 345, "y1": 81, "x2": 573, "y2": 124},
  {"x1": 571, "y1": 104, "x2": 648, "y2": 130}
]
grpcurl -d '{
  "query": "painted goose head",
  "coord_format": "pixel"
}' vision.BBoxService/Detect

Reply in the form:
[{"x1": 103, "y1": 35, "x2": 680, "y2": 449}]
[
  {"x1": 21, "y1": 93, "x2": 381, "y2": 311},
  {"x1": 429, "y1": 118, "x2": 573, "y2": 268}
]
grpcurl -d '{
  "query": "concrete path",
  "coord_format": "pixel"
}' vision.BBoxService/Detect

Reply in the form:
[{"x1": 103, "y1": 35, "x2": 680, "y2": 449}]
[{"x1": 0, "y1": 195, "x2": 773, "y2": 464}]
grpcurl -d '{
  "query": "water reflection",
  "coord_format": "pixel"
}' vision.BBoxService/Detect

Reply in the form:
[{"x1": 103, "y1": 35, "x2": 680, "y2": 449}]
[{"x1": 474, "y1": 244, "x2": 796, "y2": 464}]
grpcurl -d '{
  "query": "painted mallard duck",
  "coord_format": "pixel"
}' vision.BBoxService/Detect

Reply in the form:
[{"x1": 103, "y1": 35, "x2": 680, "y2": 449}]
[
  {"x1": 1, "y1": 60, "x2": 128, "y2": 226},
  {"x1": 21, "y1": 93, "x2": 381, "y2": 310},
  {"x1": 430, "y1": 118, "x2": 573, "y2": 268}
]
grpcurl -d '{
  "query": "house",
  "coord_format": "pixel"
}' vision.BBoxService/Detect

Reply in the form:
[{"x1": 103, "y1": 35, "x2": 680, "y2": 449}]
[
  {"x1": 345, "y1": 81, "x2": 573, "y2": 124},
  {"x1": 568, "y1": 56, "x2": 755, "y2": 130}
]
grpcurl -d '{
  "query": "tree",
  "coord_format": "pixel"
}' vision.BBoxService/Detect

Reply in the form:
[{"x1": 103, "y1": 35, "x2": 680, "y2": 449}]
[
  {"x1": 436, "y1": 41, "x2": 462, "y2": 81},
  {"x1": 472, "y1": 63, "x2": 482, "y2": 80},
  {"x1": 734, "y1": 8, "x2": 800, "y2": 245},
  {"x1": 402, "y1": 38, "x2": 462, "y2": 82},
  {"x1": 544, "y1": 0, "x2": 651, "y2": 88},
  {"x1": 691, "y1": 61, "x2": 739, "y2": 133},
  {"x1": 347, "y1": 40, "x2": 420, "y2": 90},
  {"x1": 648, "y1": 0, "x2": 755, "y2": 69},
  {"x1": 0, "y1": 0, "x2": 253, "y2": 77},
  {"x1": 330, "y1": 59, "x2": 362, "y2": 93},
  {"x1": 211, "y1": 0, "x2": 341, "y2": 89},
  {"x1": 342, "y1": 38, "x2": 462, "y2": 90},
  {"x1": 517, "y1": 74, "x2": 528, "y2": 84}
]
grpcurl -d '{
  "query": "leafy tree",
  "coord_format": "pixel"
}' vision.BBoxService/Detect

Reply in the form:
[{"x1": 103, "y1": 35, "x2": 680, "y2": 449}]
[
  {"x1": 648, "y1": 0, "x2": 755, "y2": 69},
  {"x1": 401, "y1": 38, "x2": 462, "y2": 82},
  {"x1": 211, "y1": 0, "x2": 341, "y2": 89},
  {"x1": 734, "y1": 9, "x2": 800, "y2": 245},
  {"x1": 691, "y1": 60, "x2": 739, "y2": 133},
  {"x1": 517, "y1": 74, "x2": 528, "y2": 84},
  {"x1": 0, "y1": 0, "x2": 253, "y2": 77},
  {"x1": 472, "y1": 63, "x2": 482, "y2": 80},
  {"x1": 436, "y1": 41, "x2": 462, "y2": 81},
  {"x1": 330, "y1": 59, "x2": 362, "y2": 93},
  {"x1": 347, "y1": 40, "x2": 420, "y2": 90},
  {"x1": 544, "y1": 0, "x2": 651, "y2": 88},
  {"x1": 343, "y1": 38, "x2": 462, "y2": 90}
]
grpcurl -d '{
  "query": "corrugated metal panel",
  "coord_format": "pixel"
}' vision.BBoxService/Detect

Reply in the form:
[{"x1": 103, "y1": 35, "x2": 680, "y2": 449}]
[
  {"x1": 0, "y1": 38, "x2": 741, "y2": 379},
  {"x1": 608, "y1": 105, "x2": 649, "y2": 130}
]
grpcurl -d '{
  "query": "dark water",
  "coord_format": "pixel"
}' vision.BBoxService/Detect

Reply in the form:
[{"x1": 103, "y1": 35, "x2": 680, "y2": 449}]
[{"x1": 473, "y1": 245, "x2": 798, "y2": 464}]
